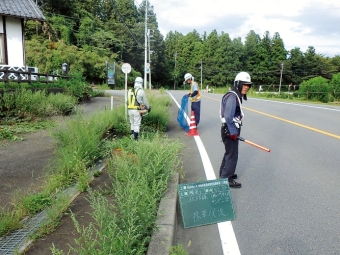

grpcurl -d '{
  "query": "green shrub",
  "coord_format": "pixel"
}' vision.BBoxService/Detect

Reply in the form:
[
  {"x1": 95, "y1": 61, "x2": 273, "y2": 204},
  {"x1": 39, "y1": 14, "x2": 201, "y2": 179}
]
[
  {"x1": 330, "y1": 73, "x2": 340, "y2": 101},
  {"x1": 298, "y1": 76, "x2": 330, "y2": 102}
]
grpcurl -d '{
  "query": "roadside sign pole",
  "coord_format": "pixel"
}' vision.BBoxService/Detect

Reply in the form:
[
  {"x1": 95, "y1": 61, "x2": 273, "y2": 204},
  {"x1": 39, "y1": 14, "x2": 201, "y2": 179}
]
[
  {"x1": 121, "y1": 63, "x2": 132, "y2": 119},
  {"x1": 124, "y1": 72, "x2": 128, "y2": 117}
]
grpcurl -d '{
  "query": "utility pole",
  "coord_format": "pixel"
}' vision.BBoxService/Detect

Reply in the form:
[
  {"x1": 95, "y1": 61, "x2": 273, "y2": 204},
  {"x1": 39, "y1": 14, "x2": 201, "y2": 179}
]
[
  {"x1": 173, "y1": 52, "x2": 177, "y2": 89},
  {"x1": 148, "y1": 29, "x2": 152, "y2": 90},
  {"x1": 278, "y1": 61, "x2": 284, "y2": 95},
  {"x1": 200, "y1": 59, "x2": 203, "y2": 91},
  {"x1": 144, "y1": 1, "x2": 148, "y2": 89}
]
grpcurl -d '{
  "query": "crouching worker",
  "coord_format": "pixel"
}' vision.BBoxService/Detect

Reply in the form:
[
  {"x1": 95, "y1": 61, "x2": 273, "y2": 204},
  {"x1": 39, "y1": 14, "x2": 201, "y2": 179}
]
[{"x1": 127, "y1": 77, "x2": 150, "y2": 141}]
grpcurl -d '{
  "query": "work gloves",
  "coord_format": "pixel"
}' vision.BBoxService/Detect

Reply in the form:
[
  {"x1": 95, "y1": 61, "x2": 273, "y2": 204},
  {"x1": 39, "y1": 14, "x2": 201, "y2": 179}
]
[{"x1": 229, "y1": 134, "x2": 238, "y2": 140}]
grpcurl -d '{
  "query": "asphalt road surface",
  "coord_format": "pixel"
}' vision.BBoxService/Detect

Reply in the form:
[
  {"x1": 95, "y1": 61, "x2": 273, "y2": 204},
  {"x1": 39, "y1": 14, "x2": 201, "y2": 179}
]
[{"x1": 168, "y1": 90, "x2": 340, "y2": 255}]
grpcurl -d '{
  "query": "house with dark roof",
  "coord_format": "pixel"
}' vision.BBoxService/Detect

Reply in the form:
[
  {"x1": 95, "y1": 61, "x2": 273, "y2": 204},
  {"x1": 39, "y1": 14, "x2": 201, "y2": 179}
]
[{"x1": 0, "y1": 0, "x2": 46, "y2": 74}]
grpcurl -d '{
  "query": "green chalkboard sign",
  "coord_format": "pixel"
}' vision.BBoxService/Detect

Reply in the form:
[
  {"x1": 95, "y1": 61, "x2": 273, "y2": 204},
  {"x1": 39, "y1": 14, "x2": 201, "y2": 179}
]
[{"x1": 178, "y1": 179, "x2": 235, "y2": 228}]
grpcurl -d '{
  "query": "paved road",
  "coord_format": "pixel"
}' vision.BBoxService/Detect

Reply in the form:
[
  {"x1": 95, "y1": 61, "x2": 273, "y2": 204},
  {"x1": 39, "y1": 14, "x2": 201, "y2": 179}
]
[{"x1": 167, "y1": 90, "x2": 340, "y2": 255}]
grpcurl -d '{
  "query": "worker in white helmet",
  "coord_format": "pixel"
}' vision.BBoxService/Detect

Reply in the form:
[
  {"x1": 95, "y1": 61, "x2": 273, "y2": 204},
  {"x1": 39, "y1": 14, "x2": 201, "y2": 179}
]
[
  {"x1": 219, "y1": 72, "x2": 252, "y2": 188},
  {"x1": 184, "y1": 73, "x2": 201, "y2": 128},
  {"x1": 127, "y1": 77, "x2": 150, "y2": 141}
]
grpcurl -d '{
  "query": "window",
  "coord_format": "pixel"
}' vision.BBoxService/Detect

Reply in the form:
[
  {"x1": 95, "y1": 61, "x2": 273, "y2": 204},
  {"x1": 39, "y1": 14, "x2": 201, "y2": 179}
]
[{"x1": 0, "y1": 34, "x2": 5, "y2": 64}]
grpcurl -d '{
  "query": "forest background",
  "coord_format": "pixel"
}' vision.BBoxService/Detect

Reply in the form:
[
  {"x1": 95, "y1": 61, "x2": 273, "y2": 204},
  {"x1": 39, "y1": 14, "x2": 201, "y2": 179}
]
[{"x1": 26, "y1": 0, "x2": 340, "y2": 91}]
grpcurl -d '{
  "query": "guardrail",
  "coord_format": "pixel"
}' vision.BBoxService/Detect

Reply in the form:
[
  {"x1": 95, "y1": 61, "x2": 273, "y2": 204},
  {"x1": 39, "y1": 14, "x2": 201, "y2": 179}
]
[{"x1": 0, "y1": 68, "x2": 71, "y2": 84}]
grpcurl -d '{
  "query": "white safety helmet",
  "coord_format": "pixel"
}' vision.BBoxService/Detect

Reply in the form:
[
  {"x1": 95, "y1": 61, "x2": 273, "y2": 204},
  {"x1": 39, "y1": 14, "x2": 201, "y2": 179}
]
[
  {"x1": 184, "y1": 73, "x2": 193, "y2": 82},
  {"x1": 135, "y1": 77, "x2": 143, "y2": 84},
  {"x1": 234, "y1": 72, "x2": 252, "y2": 85},
  {"x1": 234, "y1": 71, "x2": 252, "y2": 101},
  {"x1": 134, "y1": 77, "x2": 143, "y2": 89}
]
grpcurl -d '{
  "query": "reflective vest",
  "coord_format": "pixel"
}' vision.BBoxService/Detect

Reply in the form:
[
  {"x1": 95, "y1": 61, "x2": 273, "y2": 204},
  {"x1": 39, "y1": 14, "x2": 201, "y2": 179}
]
[
  {"x1": 190, "y1": 82, "x2": 201, "y2": 102},
  {"x1": 220, "y1": 91, "x2": 244, "y2": 127},
  {"x1": 127, "y1": 88, "x2": 140, "y2": 109}
]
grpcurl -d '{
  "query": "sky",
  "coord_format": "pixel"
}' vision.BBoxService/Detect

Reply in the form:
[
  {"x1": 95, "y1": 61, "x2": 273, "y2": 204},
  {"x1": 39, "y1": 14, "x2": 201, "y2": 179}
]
[{"x1": 147, "y1": 0, "x2": 340, "y2": 57}]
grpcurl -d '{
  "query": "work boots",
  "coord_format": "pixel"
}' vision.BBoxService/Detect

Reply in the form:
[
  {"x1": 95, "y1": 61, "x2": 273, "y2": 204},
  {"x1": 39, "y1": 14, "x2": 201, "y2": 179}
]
[
  {"x1": 133, "y1": 132, "x2": 139, "y2": 141},
  {"x1": 229, "y1": 179, "x2": 241, "y2": 188}
]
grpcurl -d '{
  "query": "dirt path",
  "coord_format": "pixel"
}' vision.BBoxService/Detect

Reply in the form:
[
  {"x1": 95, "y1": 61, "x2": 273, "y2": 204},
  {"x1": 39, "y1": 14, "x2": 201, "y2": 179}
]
[{"x1": 0, "y1": 130, "x2": 55, "y2": 210}]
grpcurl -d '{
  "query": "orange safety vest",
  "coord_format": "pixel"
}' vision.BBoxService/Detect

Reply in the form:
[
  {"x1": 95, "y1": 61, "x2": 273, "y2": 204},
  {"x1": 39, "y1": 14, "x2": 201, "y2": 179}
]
[{"x1": 190, "y1": 82, "x2": 201, "y2": 102}]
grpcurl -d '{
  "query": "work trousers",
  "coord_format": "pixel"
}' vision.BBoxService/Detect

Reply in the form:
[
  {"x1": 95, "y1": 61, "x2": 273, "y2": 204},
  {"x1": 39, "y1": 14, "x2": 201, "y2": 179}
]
[
  {"x1": 191, "y1": 100, "x2": 201, "y2": 126},
  {"x1": 128, "y1": 109, "x2": 142, "y2": 133},
  {"x1": 219, "y1": 125, "x2": 240, "y2": 180}
]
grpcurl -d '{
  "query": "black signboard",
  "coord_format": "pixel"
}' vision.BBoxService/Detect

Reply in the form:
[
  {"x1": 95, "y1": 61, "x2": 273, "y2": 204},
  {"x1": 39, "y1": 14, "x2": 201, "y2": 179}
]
[{"x1": 178, "y1": 179, "x2": 235, "y2": 228}]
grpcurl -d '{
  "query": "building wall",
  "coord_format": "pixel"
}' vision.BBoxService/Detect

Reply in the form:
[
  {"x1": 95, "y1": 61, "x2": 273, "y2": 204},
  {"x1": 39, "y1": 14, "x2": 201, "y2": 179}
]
[
  {"x1": 0, "y1": 16, "x2": 5, "y2": 64},
  {"x1": 5, "y1": 16, "x2": 24, "y2": 67}
]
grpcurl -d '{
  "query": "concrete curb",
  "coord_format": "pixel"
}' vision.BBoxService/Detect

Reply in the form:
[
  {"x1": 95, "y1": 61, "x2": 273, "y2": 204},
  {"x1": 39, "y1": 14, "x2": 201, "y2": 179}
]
[{"x1": 147, "y1": 173, "x2": 179, "y2": 255}]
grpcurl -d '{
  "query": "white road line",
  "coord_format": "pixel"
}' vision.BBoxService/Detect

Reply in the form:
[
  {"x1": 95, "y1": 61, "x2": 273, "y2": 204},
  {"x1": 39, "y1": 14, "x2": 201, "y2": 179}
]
[{"x1": 168, "y1": 92, "x2": 241, "y2": 255}]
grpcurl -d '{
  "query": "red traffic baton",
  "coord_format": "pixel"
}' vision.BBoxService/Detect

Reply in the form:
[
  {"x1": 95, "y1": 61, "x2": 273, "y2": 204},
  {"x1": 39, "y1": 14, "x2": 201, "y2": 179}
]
[{"x1": 238, "y1": 137, "x2": 270, "y2": 152}]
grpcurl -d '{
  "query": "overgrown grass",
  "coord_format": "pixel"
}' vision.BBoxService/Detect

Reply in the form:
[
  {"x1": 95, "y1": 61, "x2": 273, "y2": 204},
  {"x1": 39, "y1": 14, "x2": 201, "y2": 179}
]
[
  {"x1": 0, "y1": 88, "x2": 77, "y2": 141},
  {"x1": 51, "y1": 134, "x2": 183, "y2": 254},
  {"x1": 0, "y1": 89, "x2": 181, "y2": 251},
  {"x1": 14, "y1": 192, "x2": 52, "y2": 215},
  {"x1": 0, "y1": 209, "x2": 23, "y2": 237},
  {"x1": 30, "y1": 194, "x2": 70, "y2": 240},
  {"x1": 0, "y1": 120, "x2": 55, "y2": 141},
  {"x1": 41, "y1": 105, "x2": 130, "y2": 197},
  {"x1": 169, "y1": 244, "x2": 189, "y2": 255},
  {"x1": 93, "y1": 83, "x2": 111, "y2": 90},
  {"x1": 141, "y1": 89, "x2": 172, "y2": 133},
  {"x1": 0, "y1": 88, "x2": 77, "y2": 120}
]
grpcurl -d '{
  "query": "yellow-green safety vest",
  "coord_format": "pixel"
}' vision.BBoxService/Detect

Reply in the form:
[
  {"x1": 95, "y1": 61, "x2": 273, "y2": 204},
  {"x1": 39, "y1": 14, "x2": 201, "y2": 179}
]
[{"x1": 127, "y1": 88, "x2": 140, "y2": 109}]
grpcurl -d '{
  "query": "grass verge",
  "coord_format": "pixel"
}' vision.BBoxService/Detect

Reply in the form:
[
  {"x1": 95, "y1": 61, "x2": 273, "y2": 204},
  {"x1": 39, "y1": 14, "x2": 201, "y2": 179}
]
[
  {"x1": 51, "y1": 134, "x2": 183, "y2": 254},
  {"x1": 0, "y1": 89, "x2": 183, "y2": 255}
]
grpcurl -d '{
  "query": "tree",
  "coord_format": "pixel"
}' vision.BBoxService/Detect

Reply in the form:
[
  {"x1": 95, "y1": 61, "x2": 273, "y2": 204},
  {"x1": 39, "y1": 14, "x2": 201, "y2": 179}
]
[
  {"x1": 287, "y1": 47, "x2": 305, "y2": 84},
  {"x1": 202, "y1": 30, "x2": 220, "y2": 87},
  {"x1": 255, "y1": 31, "x2": 274, "y2": 84},
  {"x1": 243, "y1": 30, "x2": 261, "y2": 75},
  {"x1": 26, "y1": 0, "x2": 340, "y2": 88},
  {"x1": 177, "y1": 30, "x2": 202, "y2": 84},
  {"x1": 164, "y1": 31, "x2": 184, "y2": 87},
  {"x1": 271, "y1": 32, "x2": 288, "y2": 84},
  {"x1": 330, "y1": 55, "x2": 340, "y2": 72},
  {"x1": 228, "y1": 37, "x2": 245, "y2": 82},
  {"x1": 304, "y1": 46, "x2": 319, "y2": 79}
]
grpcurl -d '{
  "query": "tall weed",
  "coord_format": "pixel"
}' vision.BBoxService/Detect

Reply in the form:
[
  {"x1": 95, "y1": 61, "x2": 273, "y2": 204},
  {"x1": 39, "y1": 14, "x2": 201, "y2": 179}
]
[
  {"x1": 61, "y1": 135, "x2": 183, "y2": 254},
  {"x1": 142, "y1": 91, "x2": 172, "y2": 132},
  {"x1": 46, "y1": 106, "x2": 129, "y2": 193},
  {"x1": 0, "y1": 88, "x2": 77, "y2": 120},
  {"x1": 0, "y1": 209, "x2": 23, "y2": 237}
]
